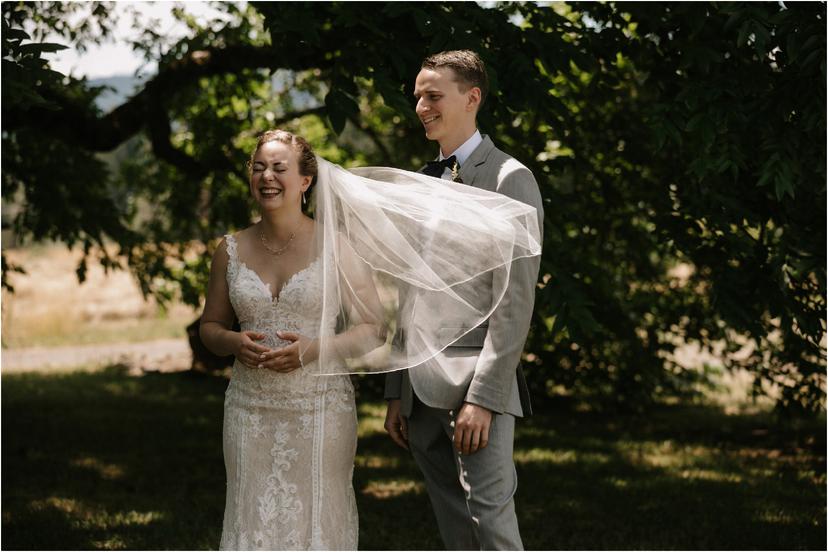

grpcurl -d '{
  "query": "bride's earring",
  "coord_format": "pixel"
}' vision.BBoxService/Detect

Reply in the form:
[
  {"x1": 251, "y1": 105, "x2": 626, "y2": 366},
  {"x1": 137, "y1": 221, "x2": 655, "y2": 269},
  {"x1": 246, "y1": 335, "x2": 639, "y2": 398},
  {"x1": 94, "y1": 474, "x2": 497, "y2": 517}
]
[{"x1": 302, "y1": 190, "x2": 307, "y2": 205}]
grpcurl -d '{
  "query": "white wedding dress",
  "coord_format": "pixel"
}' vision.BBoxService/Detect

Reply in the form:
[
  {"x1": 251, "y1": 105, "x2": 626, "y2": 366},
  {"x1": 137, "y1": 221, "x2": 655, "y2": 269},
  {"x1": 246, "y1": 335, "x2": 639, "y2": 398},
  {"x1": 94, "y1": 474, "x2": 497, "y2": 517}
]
[{"x1": 219, "y1": 234, "x2": 358, "y2": 550}]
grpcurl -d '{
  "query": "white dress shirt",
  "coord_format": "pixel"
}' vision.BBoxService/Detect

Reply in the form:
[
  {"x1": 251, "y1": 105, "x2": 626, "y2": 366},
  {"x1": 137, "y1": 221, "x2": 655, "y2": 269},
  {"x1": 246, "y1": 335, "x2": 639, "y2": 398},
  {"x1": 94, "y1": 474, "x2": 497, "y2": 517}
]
[{"x1": 438, "y1": 130, "x2": 482, "y2": 180}]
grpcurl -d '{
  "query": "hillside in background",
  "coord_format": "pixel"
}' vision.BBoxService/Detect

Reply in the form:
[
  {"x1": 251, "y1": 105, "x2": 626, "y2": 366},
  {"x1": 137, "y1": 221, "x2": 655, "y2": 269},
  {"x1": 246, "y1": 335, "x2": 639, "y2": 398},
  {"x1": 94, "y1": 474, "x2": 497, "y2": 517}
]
[{"x1": 89, "y1": 75, "x2": 147, "y2": 113}]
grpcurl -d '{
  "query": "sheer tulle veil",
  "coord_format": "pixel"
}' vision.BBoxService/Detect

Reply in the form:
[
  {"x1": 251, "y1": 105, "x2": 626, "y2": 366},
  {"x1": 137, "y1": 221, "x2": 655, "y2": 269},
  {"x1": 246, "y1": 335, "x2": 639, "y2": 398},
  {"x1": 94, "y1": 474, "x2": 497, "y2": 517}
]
[{"x1": 301, "y1": 157, "x2": 541, "y2": 377}]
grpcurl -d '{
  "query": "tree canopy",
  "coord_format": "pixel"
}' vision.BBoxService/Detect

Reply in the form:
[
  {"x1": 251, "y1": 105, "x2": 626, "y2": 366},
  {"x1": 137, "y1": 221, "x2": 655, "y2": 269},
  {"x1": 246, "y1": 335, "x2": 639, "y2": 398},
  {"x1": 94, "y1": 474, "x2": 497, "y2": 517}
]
[{"x1": 2, "y1": 1, "x2": 825, "y2": 412}]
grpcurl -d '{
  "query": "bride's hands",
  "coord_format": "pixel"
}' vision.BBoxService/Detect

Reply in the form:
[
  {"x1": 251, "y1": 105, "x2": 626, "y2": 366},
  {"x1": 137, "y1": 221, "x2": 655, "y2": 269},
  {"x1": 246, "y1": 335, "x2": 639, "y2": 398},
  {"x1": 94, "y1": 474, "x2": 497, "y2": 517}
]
[
  {"x1": 235, "y1": 330, "x2": 271, "y2": 367},
  {"x1": 257, "y1": 331, "x2": 313, "y2": 373}
]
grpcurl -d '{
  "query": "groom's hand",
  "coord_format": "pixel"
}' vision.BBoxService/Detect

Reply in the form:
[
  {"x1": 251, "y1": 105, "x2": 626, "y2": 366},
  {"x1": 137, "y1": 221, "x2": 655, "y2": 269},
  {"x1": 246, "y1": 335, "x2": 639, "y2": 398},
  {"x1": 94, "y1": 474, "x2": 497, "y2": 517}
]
[
  {"x1": 384, "y1": 399, "x2": 409, "y2": 450},
  {"x1": 454, "y1": 402, "x2": 492, "y2": 455}
]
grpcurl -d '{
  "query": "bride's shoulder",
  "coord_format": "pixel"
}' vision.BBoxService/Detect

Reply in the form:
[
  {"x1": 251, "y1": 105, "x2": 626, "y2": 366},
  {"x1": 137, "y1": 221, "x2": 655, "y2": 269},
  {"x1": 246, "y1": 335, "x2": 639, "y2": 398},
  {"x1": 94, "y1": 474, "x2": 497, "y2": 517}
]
[
  {"x1": 213, "y1": 226, "x2": 256, "y2": 258},
  {"x1": 223, "y1": 226, "x2": 258, "y2": 246}
]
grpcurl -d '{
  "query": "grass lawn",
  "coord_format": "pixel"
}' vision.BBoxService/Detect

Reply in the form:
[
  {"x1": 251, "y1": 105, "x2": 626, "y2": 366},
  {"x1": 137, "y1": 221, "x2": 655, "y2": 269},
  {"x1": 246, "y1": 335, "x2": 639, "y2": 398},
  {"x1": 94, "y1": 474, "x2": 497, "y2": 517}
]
[
  {"x1": 1, "y1": 314, "x2": 193, "y2": 349},
  {"x1": 2, "y1": 366, "x2": 825, "y2": 550}
]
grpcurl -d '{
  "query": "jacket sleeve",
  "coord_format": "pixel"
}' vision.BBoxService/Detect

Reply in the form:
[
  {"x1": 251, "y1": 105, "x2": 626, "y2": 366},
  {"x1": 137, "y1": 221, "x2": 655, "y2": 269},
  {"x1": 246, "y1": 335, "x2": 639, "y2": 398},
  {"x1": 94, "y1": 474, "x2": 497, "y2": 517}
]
[
  {"x1": 384, "y1": 370, "x2": 403, "y2": 400},
  {"x1": 384, "y1": 282, "x2": 408, "y2": 401},
  {"x1": 464, "y1": 165, "x2": 544, "y2": 413}
]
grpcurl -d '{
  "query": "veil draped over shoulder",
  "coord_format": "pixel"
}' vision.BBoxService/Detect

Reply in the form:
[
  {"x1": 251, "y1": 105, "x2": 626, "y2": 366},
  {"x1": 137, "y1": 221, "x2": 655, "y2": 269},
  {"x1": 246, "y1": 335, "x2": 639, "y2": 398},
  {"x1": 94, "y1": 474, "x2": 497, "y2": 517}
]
[{"x1": 301, "y1": 157, "x2": 541, "y2": 376}]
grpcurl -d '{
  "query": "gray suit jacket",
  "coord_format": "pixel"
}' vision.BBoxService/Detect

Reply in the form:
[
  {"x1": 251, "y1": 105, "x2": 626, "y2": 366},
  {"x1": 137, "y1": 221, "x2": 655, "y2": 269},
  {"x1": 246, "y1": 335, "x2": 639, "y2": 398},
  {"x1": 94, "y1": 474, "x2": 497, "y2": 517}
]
[{"x1": 384, "y1": 135, "x2": 544, "y2": 417}]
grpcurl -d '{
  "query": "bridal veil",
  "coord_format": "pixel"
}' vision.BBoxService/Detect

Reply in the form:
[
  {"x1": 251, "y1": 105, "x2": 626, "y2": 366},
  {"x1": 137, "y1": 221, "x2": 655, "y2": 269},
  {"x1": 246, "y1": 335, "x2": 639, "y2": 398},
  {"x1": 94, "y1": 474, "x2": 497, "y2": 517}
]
[{"x1": 302, "y1": 158, "x2": 542, "y2": 377}]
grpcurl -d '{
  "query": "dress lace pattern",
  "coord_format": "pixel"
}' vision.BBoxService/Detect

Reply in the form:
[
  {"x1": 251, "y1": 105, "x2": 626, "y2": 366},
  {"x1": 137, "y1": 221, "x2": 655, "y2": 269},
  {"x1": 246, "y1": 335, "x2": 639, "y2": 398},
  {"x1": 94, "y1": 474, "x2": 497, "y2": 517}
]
[{"x1": 219, "y1": 234, "x2": 358, "y2": 551}]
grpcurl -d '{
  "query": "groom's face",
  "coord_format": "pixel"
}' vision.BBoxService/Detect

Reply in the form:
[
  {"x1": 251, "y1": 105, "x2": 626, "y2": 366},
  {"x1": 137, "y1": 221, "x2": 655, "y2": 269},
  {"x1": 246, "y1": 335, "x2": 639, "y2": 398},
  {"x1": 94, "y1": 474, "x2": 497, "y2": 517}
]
[{"x1": 414, "y1": 67, "x2": 478, "y2": 145}]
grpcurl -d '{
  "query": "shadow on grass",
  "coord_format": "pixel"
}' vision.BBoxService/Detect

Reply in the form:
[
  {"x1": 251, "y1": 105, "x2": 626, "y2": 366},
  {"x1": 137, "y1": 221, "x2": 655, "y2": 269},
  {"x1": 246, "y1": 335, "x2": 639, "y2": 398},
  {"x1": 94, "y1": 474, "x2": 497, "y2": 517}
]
[
  {"x1": 2, "y1": 366, "x2": 825, "y2": 550},
  {"x1": 514, "y1": 406, "x2": 826, "y2": 550},
  {"x1": 2, "y1": 366, "x2": 228, "y2": 550}
]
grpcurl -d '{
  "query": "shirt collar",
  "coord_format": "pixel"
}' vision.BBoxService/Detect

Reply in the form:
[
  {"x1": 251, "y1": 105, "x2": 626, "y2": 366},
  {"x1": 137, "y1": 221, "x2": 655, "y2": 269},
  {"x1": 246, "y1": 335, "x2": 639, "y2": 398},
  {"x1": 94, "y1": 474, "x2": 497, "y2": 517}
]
[{"x1": 439, "y1": 130, "x2": 482, "y2": 166}]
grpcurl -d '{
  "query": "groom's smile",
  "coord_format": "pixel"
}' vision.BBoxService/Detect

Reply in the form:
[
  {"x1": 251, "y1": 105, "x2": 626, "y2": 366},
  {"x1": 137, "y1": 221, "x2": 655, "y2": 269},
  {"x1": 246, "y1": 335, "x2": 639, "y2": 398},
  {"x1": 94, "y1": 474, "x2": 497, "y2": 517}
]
[{"x1": 421, "y1": 114, "x2": 441, "y2": 126}]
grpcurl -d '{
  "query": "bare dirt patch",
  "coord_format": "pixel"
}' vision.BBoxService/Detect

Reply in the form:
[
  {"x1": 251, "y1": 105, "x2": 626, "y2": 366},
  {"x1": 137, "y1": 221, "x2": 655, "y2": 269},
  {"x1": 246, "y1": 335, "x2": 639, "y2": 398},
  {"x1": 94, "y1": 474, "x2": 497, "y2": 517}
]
[{"x1": 1, "y1": 338, "x2": 191, "y2": 374}]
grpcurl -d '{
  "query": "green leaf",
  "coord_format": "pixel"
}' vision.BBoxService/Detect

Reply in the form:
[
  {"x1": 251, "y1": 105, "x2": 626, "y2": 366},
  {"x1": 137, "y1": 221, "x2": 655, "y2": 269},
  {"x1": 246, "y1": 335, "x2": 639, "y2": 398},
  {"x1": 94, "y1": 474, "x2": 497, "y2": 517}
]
[
  {"x1": 723, "y1": 11, "x2": 744, "y2": 33},
  {"x1": 752, "y1": 23, "x2": 770, "y2": 57},
  {"x1": 428, "y1": 31, "x2": 447, "y2": 53},
  {"x1": 685, "y1": 112, "x2": 707, "y2": 132},
  {"x1": 550, "y1": 308, "x2": 568, "y2": 337},
  {"x1": 774, "y1": 173, "x2": 794, "y2": 201},
  {"x1": 18, "y1": 42, "x2": 69, "y2": 55},
  {"x1": 326, "y1": 88, "x2": 359, "y2": 117},
  {"x1": 390, "y1": 54, "x2": 407, "y2": 79},
  {"x1": 571, "y1": 306, "x2": 600, "y2": 335},
  {"x1": 30, "y1": 66, "x2": 66, "y2": 81},
  {"x1": 380, "y1": 88, "x2": 415, "y2": 122},
  {"x1": 2, "y1": 27, "x2": 30, "y2": 41},
  {"x1": 382, "y1": 3, "x2": 413, "y2": 18},
  {"x1": 714, "y1": 157, "x2": 732, "y2": 174},
  {"x1": 757, "y1": 153, "x2": 779, "y2": 188},
  {"x1": 801, "y1": 48, "x2": 822, "y2": 70},
  {"x1": 325, "y1": 88, "x2": 359, "y2": 134}
]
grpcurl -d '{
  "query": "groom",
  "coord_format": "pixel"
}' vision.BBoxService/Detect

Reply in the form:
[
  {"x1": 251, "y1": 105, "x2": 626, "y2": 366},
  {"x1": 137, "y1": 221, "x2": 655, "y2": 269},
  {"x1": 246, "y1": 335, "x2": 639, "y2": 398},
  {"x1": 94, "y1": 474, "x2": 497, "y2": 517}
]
[{"x1": 384, "y1": 50, "x2": 544, "y2": 550}]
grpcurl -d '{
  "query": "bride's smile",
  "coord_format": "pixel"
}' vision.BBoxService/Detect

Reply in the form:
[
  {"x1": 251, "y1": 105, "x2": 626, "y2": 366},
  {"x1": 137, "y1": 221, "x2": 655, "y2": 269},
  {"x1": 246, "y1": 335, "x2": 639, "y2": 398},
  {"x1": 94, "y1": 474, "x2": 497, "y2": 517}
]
[{"x1": 258, "y1": 185, "x2": 283, "y2": 198}]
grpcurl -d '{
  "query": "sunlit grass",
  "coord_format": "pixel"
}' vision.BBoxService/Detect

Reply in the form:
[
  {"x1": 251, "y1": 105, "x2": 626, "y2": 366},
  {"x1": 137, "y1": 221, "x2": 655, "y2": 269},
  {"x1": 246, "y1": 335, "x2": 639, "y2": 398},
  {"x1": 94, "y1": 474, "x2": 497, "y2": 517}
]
[
  {"x1": 2, "y1": 310, "x2": 195, "y2": 349},
  {"x1": 2, "y1": 367, "x2": 825, "y2": 550},
  {"x1": 361, "y1": 479, "x2": 426, "y2": 499},
  {"x1": 1, "y1": 243, "x2": 198, "y2": 349},
  {"x1": 69, "y1": 457, "x2": 126, "y2": 480}
]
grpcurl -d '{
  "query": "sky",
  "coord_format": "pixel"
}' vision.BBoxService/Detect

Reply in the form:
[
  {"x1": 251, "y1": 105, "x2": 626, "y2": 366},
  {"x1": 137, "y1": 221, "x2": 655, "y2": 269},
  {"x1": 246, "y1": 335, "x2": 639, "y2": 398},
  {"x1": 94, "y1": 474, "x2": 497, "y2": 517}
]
[{"x1": 41, "y1": 1, "x2": 235, "y2": 79}]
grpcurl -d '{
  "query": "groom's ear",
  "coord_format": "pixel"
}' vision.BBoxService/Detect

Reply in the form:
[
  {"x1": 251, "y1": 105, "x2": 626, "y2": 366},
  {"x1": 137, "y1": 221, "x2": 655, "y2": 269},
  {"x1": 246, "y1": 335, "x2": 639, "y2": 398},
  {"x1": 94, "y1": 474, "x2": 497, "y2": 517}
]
[{"x1": 465, "y1": 86, "x2": 482, "y2": 113}]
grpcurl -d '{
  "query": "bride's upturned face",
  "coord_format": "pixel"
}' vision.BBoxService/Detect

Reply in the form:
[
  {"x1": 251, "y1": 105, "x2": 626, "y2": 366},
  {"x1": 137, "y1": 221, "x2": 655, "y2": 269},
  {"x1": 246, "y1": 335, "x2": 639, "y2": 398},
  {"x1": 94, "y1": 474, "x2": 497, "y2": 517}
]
[{"x1": 249, "y1": 141, "x2": 310, "y2": 211}]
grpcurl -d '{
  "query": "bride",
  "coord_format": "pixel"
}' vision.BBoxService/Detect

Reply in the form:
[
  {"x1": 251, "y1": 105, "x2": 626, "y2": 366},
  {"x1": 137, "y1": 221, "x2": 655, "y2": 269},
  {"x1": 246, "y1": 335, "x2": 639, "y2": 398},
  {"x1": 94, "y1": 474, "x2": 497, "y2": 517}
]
[{"x1": 200, "y1": 129, "x2": 540, "y2": 550}]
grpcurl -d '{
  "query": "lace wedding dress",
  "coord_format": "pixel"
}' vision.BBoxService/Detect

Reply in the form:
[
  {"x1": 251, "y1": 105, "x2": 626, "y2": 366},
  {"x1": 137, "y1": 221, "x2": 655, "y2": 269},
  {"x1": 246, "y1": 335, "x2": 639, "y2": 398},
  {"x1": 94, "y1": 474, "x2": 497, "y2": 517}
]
[{"x1": 219, "y1": 234, "x2": 358, "y2": 550}]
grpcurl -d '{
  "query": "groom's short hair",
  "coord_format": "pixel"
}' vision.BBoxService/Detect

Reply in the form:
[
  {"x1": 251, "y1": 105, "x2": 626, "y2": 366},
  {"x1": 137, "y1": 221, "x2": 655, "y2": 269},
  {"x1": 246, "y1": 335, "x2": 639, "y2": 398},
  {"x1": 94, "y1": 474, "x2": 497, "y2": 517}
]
[{"x1": 422, "y1": 50, "x2": 489, "y2": 108}]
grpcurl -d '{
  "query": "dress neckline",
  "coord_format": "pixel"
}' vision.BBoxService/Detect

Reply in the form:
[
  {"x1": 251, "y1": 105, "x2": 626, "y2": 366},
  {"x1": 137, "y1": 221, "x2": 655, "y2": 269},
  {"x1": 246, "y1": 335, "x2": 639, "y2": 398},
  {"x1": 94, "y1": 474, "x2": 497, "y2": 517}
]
[
  {"x1": 239, "y1": 258, "x2": 319, "y2": 303},
  {"x1": 226, "y1": 233, "x2": 319, "y2": 303}
]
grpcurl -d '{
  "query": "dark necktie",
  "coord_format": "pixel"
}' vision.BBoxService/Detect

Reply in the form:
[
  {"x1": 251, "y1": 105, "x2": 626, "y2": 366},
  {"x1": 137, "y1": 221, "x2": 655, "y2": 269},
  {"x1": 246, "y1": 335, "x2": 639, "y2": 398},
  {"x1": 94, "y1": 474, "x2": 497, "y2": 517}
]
[{"x1": 423, "y1": 155, "x2": 458, "y2": 178}]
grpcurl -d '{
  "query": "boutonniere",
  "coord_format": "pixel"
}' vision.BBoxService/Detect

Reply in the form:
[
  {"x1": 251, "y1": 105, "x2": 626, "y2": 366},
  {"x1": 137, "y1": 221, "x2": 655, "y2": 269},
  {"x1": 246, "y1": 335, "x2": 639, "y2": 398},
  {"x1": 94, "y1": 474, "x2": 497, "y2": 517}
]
[{"x1": 451, "y1": 160, "x2": 462, "y2": 183}]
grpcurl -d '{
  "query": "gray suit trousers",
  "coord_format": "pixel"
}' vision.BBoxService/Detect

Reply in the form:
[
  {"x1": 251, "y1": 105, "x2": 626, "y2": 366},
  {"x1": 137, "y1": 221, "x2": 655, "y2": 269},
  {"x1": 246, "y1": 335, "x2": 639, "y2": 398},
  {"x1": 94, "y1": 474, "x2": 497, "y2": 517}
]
[{"x1": 408, "y1": 397, "x2": 523, "y2": 550}]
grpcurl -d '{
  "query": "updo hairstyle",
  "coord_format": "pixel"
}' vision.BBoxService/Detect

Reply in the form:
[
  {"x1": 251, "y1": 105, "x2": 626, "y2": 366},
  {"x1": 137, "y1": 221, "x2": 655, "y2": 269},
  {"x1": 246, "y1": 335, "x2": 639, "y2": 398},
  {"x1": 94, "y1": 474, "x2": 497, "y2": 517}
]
[{"x1": 247, "y1": 129, "x2": 318, "y2": 186}]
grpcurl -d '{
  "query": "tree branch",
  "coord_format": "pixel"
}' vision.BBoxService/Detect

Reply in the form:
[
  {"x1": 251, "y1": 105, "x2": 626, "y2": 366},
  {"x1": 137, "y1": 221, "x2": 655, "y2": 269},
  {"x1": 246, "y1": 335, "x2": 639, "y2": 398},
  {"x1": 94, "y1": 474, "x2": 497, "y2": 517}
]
[
  {"x1": 2, "y1": 44, "x2": 337, "y2": 183},
  {"x1": 4, "y1": 45, "x2": 333, "y2": 153}
]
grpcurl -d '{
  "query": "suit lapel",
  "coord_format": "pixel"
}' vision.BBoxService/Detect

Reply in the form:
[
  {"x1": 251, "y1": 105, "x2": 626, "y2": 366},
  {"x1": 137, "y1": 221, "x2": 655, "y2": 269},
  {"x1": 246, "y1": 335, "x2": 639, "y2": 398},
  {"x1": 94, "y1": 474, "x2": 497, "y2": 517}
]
[{"x1": 458, "y1": 135, "x2": 496, "y2": 189}]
